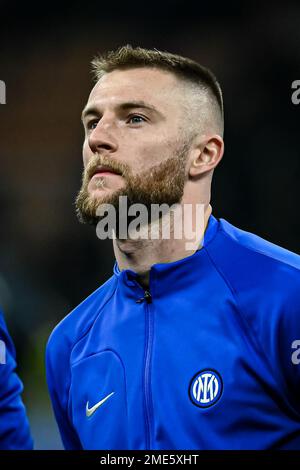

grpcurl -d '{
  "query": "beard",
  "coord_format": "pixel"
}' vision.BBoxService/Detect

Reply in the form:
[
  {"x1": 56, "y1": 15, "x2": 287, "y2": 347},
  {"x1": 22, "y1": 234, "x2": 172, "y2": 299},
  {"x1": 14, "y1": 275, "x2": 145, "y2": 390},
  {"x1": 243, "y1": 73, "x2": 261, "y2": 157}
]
[{"x1": 75, "y1": 139, "x2": 190, "y2": 229}]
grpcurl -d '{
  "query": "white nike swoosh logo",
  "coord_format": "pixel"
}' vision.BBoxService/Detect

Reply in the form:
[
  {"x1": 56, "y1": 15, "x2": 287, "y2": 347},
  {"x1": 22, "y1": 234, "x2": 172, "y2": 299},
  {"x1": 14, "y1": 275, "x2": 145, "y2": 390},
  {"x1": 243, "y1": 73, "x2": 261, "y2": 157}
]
[{"x1": 86, "y1": 391, "x2": 115, "y2": 417}]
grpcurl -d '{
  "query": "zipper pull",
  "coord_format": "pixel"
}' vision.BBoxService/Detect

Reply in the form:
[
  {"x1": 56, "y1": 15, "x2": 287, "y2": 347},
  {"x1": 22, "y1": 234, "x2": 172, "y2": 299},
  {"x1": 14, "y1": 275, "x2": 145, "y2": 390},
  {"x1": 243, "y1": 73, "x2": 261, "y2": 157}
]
[
  {"x1": 136, "y1": 290, "x2": 152, "y2": 304},
  {"x1": 144, "y1": 290, "x2": 152, "y2": 304}
]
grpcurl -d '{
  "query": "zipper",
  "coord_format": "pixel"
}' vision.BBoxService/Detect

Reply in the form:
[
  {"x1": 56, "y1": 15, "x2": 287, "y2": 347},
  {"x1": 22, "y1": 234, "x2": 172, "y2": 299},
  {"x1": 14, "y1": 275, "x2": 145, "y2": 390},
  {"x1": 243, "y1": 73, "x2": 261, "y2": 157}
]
[
  {"x1": 136, "y1": 290, "x2": 152, "y2": 304},
  {"x1": 136, "y1": 288, "x2": 153, "y2": 449}
]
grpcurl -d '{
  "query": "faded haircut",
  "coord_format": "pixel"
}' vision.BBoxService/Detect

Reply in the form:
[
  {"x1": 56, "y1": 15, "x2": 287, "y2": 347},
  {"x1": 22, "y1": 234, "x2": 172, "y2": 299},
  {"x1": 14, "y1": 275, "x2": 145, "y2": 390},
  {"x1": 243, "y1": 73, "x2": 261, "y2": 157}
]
[{"x1": 91, "y1": 44, "x2": 224, "y2": 137}]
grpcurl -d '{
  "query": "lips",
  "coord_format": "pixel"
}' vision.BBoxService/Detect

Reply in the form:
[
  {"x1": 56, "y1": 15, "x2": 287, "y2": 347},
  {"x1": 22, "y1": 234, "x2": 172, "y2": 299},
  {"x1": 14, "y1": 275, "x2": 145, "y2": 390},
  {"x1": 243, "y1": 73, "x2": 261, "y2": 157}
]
[{"x1": 90, "y1": 166, "x2": 121, "y2": 178}]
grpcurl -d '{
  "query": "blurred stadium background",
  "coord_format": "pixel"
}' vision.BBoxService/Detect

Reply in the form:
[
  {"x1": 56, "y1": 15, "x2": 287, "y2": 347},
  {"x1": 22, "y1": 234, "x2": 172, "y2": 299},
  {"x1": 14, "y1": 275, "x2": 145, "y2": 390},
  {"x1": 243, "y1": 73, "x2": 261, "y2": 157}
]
[{"x1": 0, "y1": 0, "x2": 299, "y2": 449}]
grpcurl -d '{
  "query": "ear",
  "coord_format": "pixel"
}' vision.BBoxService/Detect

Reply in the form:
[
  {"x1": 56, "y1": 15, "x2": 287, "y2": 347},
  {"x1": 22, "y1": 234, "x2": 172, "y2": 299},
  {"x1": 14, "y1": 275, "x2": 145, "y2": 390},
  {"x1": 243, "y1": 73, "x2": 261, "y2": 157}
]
[{"x1": 189, "y1": 135, "x2": 224, "y2": 177}]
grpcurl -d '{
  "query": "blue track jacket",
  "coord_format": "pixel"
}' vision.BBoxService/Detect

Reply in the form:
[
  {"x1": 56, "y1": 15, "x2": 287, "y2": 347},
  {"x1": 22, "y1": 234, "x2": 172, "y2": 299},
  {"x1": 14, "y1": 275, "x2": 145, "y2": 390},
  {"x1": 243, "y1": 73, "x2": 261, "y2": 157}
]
[{"x1": 46, "y1": 215, "x2": 300, "y2": 449}]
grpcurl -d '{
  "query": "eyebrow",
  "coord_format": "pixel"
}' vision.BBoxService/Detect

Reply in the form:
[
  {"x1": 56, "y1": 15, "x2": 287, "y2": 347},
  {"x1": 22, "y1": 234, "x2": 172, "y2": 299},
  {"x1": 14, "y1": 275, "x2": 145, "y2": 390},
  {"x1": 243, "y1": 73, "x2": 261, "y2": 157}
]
[{"x1": 81, "y1": 100, "x2": 164, "y2": 123}]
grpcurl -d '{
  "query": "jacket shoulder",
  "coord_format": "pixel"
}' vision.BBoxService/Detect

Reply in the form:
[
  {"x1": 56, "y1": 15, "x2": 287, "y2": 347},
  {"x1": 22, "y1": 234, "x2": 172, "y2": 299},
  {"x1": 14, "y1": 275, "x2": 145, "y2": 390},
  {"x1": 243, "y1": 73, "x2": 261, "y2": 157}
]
[
  {"x1": 219, "y1": 218, "x2": 300, "y2": 270},
  {"x1": 207, "y1": 218, "x2": 300, "y2": 297},
  {"x1": 46, "y1": 274, "x2": 117, "y2": 359}
]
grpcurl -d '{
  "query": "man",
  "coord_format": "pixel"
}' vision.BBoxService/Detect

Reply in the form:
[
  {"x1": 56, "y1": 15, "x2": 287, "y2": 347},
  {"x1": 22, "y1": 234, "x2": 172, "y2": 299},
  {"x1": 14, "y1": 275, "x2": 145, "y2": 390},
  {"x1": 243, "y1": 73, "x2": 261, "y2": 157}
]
[
  {"x1": 46, "y1": 45, "x2": 300, "y2": 450},
  {"x1": 0, "y1": 309, "x2": 33, "y2": 449}
]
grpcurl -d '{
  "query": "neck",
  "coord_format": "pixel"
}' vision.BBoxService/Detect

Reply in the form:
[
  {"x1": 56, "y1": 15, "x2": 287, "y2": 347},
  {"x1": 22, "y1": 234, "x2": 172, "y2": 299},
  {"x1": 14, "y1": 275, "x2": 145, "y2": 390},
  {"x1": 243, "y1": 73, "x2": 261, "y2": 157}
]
[{"x1": 113, "y1": 203, "x2": 212, "y2": 289}]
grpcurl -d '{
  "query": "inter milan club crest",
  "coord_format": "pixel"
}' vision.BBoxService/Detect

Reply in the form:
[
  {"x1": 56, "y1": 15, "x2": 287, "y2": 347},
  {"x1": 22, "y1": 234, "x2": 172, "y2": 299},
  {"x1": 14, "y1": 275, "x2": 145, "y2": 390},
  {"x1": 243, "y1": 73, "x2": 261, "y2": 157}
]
[{"x1": 189, "y1": 369, "x2": 223, "y2": 408}]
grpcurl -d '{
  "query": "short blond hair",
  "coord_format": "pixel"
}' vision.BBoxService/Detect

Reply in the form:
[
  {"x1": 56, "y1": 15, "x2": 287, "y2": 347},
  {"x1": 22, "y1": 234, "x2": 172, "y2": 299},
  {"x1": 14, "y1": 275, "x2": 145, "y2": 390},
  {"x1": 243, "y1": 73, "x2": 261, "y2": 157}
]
[{"x1": 91, "y1": 44, "x2": 224, "y2": 136}]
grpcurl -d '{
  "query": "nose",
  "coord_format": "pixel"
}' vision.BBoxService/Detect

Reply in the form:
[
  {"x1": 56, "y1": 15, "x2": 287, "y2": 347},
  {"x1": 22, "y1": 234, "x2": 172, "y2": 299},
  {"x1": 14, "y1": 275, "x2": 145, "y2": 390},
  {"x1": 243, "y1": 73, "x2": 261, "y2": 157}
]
[{"x1": 88, "y1": 120, "x2": 118, "y2": 154}]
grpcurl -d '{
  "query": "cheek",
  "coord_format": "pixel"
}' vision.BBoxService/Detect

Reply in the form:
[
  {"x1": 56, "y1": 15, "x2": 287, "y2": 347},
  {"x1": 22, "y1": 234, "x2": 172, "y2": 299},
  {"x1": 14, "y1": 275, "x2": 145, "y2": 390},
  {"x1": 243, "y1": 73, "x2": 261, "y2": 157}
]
[
  {"x1": 136, "y1": 140, "x2": 173, "y2": 169},
  {"x1": 82, "y1": 140, "x2": 91, "y2": 168}
]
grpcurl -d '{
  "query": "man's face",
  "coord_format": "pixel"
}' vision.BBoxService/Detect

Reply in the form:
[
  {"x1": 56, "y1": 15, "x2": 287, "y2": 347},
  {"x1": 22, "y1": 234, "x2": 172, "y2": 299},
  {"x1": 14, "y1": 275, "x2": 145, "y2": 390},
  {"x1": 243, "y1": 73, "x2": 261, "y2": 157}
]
[{"x1": 76, "y1": 67, "x2": 191, "y2": 225}]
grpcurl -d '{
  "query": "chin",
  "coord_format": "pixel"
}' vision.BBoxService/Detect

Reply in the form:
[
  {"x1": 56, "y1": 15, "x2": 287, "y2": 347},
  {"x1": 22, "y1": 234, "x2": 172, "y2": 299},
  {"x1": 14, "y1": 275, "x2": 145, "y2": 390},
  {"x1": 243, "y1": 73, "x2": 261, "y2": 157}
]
[
  {"x1": 88, "y1": 185, "x2": 114, "y2": 198},
  {"x1": 88, "y1": 188, "x2": 117, "y2": 205}
]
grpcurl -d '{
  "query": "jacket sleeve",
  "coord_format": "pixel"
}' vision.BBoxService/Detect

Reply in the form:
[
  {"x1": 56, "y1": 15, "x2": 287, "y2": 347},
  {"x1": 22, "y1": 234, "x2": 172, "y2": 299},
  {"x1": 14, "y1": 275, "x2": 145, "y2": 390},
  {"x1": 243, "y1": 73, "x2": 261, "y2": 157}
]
[
  {"x1": 46, "y1": 330, "x2": 82, "y2": 450},
  {"x1": 276, "y1": 283, "x2": 300, "y2": 413},
  {"x1": 0, "y1": 311, "x2": 33, "y2": 450}
]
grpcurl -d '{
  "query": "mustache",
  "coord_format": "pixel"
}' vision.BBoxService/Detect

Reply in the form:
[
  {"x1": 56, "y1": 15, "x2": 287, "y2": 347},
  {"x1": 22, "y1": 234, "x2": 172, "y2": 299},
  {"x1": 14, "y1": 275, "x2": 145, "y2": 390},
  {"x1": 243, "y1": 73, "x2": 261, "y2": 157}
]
[{"x1": 84, "y1": 154, "x2": 130, "y2": 181}]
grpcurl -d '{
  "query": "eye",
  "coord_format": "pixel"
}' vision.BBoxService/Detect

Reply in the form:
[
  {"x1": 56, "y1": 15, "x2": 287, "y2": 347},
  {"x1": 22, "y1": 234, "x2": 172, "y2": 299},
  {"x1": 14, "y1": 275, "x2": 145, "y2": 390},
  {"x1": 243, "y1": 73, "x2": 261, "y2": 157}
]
[
  {"x1": 86, "y1": 119, "x2": 99, "y2": 130},
  {"x1": 127, "y1": 114, "x2": 147, "y2": 124}
]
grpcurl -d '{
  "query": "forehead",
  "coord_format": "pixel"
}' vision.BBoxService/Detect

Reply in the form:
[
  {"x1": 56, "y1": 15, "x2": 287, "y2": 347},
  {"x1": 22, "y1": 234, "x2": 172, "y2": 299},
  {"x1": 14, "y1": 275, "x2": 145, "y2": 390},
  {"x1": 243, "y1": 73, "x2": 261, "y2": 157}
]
[{"x1": 86, "y1": 67, "x2": 184, "y2": 114}]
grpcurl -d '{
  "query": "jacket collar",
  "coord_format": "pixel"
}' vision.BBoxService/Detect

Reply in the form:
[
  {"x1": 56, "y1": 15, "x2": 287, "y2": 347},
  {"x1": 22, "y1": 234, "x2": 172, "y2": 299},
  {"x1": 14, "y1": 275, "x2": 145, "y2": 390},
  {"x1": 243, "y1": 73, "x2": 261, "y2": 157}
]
[{"x1": 113, "y1": 214, "x2": 220, "y2": 296}]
